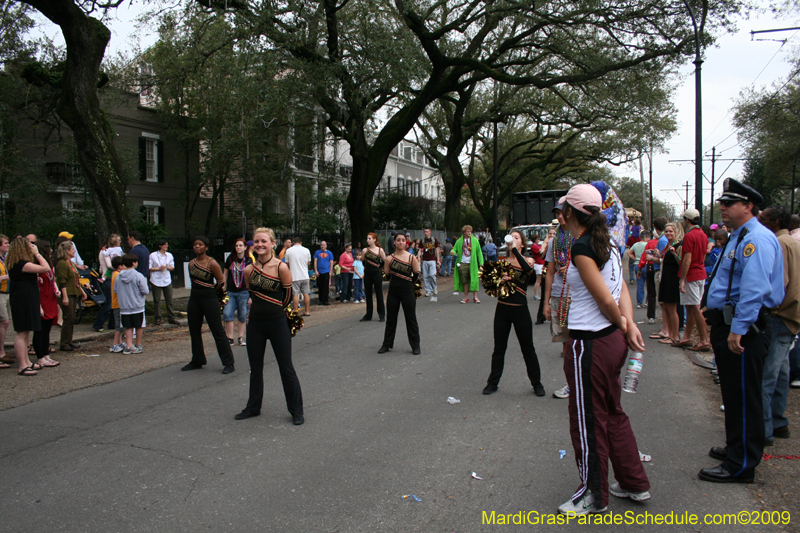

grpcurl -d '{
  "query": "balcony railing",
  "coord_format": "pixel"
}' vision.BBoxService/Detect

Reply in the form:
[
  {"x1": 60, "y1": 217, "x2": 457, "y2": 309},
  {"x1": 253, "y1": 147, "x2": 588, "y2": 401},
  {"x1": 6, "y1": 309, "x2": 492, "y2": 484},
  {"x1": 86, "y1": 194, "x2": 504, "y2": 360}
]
[{"x1": 46, "y1": 162, "x2": 83, "y2": 187}]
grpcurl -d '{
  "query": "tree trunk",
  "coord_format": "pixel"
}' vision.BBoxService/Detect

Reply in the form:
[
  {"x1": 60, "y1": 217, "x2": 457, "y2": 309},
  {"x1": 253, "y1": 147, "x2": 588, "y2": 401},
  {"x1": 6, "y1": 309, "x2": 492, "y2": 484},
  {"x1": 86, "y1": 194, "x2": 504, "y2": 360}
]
[
  {"x1": 23, "y1": 0, "x2": 130, "y2": 244},
  {"x1": 441, "y1": 156, "x2": 465, "y2": 232}
]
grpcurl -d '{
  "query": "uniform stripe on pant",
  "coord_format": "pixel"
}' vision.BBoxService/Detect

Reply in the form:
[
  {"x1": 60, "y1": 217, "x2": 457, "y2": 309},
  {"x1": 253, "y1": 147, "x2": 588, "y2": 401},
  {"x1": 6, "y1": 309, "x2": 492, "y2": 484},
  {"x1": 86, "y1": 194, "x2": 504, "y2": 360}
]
[{"x1": 565, "y1": 329, "x2": 649, "y2": 508}]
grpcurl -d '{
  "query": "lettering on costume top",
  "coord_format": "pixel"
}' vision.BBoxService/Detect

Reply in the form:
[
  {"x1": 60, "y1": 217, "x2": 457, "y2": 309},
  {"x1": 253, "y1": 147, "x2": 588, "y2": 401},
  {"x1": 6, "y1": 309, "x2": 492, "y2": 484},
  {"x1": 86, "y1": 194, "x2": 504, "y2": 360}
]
[
  {"x1": 189, "y1": 259, "x2": 216, "y2": 289},
  {"x1": 389, "y1": 255, "x2": 413, "y2": 282},
  {"x1": 500, "y1": 264, "x2": 530, "y2": 304},
  {"x1": 249, "y1": 263, "x2": 290, "y2": 317},
  {"x1": 364, "y1": 249, "x2": 382, "y2": 271}
]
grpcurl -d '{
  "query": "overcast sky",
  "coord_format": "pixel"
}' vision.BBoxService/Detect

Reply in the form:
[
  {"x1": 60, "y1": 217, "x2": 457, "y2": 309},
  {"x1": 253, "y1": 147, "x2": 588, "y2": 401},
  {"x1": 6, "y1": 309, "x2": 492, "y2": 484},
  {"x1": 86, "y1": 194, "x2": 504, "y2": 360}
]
[{"x1": 32, "y1": 5, "x2": 799, "y2": 217}]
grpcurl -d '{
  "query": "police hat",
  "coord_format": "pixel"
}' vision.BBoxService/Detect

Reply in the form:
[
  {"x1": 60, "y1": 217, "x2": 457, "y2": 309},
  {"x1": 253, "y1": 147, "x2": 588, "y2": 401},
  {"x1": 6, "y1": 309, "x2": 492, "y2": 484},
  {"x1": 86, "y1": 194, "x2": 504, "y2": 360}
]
[{"x1": 717, "y1": 178, "x2": 763, "y2": 205}]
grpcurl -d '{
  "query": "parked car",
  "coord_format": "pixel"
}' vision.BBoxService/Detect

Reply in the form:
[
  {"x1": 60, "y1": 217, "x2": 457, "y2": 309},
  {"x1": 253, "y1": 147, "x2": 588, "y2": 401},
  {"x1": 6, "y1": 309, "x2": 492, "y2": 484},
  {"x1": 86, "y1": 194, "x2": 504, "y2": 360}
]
[{"x1": 497, "y1": 224, "x2": 555, "y2": 259}]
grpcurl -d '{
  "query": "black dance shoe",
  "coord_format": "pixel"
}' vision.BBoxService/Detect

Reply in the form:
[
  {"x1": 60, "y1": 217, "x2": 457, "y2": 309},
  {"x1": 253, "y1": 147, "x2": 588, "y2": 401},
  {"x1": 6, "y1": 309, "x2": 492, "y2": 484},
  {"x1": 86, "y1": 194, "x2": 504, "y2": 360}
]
[
  {"x1": 412, "y1": 348, "x2": 421, "y2": 355},
  {"x1": 533, "y1": 383, "x2": 546, "y2": 396},
  {"x1": 360, "y1": 316, "x2": 372, "y2": 322},
  {"x1": 235, "y1": 409, "x2": 260, "y2": 420},
  {"x1": 292, "y1": 414, "x2": 305, "y2": 425},
  {"x1": 379, "y1": 316, "x2": 385, "y2": 322},
  {"x1": 222, "y1": 364, "x2": 235, "y2": 374},
  {"x1": 482, "y1": 384, "x2": 498, "y2": 395},
  {"x1": 378, "y1": 346, "x2": 390, "y2": 354},
  {"x1": 181, "y1": 362, "x2": 203, "y2": 371}
]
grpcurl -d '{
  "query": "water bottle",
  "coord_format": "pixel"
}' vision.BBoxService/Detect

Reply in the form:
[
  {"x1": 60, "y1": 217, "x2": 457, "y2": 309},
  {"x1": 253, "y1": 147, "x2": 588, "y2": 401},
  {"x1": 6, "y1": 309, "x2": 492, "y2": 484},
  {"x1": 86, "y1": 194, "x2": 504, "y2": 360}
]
[{"x1": 622, "y1": 352, "x2": 644, "y2": 393}]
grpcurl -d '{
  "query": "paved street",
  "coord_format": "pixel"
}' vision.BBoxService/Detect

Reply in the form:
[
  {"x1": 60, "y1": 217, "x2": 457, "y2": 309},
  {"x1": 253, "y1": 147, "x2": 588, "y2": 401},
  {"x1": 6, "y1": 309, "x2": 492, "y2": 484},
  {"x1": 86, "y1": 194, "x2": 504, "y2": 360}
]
[{"x1": 0, "y1": 284, "x2": 789, "y2": 532}]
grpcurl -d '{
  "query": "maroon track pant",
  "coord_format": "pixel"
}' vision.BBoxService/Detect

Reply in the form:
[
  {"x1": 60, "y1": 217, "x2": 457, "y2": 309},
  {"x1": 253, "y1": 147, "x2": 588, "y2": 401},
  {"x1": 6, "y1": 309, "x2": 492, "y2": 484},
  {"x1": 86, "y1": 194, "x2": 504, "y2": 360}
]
[{"x1": 565, "y1": 328, "x2": 650, "y2": 508}]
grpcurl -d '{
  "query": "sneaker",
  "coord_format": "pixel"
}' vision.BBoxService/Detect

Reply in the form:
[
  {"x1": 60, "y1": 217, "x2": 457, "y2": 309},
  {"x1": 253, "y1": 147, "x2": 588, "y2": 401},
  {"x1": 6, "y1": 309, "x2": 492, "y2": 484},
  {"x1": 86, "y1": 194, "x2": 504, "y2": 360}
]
[
  {"x1": 238, "y1": 337, "x2": 246, "y2": 346},
  {"x1": 609, "y1": 482, "x2": 651, "y2": 501},
  {"x1": 534, "y1": 295, "x2": 540, "y2": 300},
  {"x1": 122, "y1": 346, "x2": 134, "y2": 355},
  {"x1": 791, "y1": 379, "x2": 800, "y2": 389},
  {"x1": 228, "y1": 338, "x2": 234, "y2": 345},
  {"x1": 133, "y1": 345, "x2": 144, "y2": 354},
  {"x1": 453, "y1": 291, "x2": 459, "y2": 295},
  {"x1": 648, "y1": 318, "x2": 655, "y2": 324},
  {"x1": 430, "y1": 296, "x2": 437, "y2": 302},
  {"x1": 93, "y1": 327, "x2": 105, "y2": 333},
  {"x1": 558, "y1": 491, "x2": 606, "y2": 515},
  {"x1": 553, "y1": 384, "x2": 570, "y2": 399},
  {"x1": 110, "y1": 344, "x2": 124, "y2": 353},
  {"x1": 636, "y1": 304, "x2": 642, "y2": 309},
  {"x1": 433, "y1": 289, "x2": 438, "y2": 295}
]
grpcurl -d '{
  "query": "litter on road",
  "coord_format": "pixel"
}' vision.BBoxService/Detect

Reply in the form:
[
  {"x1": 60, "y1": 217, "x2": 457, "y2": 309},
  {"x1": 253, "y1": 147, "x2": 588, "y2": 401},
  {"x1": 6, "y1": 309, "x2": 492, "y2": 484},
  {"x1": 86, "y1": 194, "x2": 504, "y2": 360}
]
[
  {"x1": 446, "y1": 396, "x2": 460, "y2": 404},
  {"x1": 471, "y1": 472, "x2": 483, "y2": 480}
]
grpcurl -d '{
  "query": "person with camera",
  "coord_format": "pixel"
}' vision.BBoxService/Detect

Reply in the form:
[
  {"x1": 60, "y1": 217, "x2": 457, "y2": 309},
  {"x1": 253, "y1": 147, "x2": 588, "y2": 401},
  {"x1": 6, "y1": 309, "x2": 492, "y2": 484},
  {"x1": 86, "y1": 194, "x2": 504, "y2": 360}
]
[{"x1": 699, "y1": 179, "x2": 784, "y2": 484}]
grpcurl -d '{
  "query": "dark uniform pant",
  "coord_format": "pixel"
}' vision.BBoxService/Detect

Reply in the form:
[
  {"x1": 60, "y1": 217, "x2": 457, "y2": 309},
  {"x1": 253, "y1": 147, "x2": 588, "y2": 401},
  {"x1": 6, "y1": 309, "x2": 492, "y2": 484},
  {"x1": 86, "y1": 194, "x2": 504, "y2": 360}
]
[
  {"x1": 486, "y1": 303, "x2": 541, "y2": 387},
  {"x1": 382, "y1": 285, "x2": 420, "y2": 350},
  {"x1": 711, "y1": 322, "x2": 770, "y2": 478},
  {"x1": 363, "y1": 270, "x2": 385, "y2": 320},
  {"x1": 245, "y1": 316, "x2": 303, "y2": 416},
  {"x1": 187, "y1": 294, "x2": 234, "y2": 367}
]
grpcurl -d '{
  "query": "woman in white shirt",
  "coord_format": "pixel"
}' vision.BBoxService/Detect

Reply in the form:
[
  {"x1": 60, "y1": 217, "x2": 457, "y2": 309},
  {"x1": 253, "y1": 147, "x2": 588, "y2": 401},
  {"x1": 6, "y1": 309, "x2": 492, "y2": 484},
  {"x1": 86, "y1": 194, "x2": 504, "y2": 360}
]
[
  {"x1": 555, "y1": 184, "x2": 649, "y2": 516},
  {"x1": 93, "y1": 234, "x2": 123, "y2": 332},
  {"x1": 149, "y1": 239, "x2": 176, "y2": 325}
]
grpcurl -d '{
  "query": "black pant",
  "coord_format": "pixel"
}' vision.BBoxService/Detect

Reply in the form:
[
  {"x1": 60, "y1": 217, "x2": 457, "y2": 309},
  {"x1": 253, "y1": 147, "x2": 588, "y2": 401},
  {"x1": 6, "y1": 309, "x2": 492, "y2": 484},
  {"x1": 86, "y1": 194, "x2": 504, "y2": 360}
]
[
  {"x1": 536, "y1": 281, "x2": 546, "y2": 322},
  {"x1": 363, "y1": 269, "x2": 385, "y2": 320},
  {"x1": 340, "y1": 272, "x2": 353, "y2": 301},
  {"x1": 646, "y1": 266, "x2": 657, "y2": 319},
  {"x1": 32, "y1": 318, "x2": 54, "y2": 357},
  {"x1": 678, "y1": 304, "x2": 685, "y2": 330},
  {"x1": 712, "y1": 322, "x2": 770, "y2": 478},
  {"x1": 382, "y1": 283, "x2": 420, "y2": 350},
  {"x1": 245, "y1": 315, "x2": 303, "y2": 416},
  {"x1": 486, "y1": 303, "x2": 541, "y2": 387},
  {"x1": 318, "y1": 272, "x2": 330, "y2": 304},
  {"x1": 93, "y1": 278, "x2": 112, "y2": 330},
  {"x1": 187, "y1": 294, "x2": 234, "y2": 367}
]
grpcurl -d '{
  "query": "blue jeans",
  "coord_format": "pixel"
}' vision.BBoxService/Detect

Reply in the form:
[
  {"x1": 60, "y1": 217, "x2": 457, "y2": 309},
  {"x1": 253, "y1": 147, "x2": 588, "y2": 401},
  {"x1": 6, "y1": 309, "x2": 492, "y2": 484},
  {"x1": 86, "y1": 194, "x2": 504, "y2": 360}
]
[
  {"x1": 629, "y1": 257, "x2": 636, "y2": 283},
  {"x1": 353, "y1": 278, "x2": 364, "y2": 301},
  {"x1": 440, "y1": 256, "x2": 452, "y2": 276},
  {"x1": 340, "y1": 272, "x2": 353, "y2": 302},
  {"x1": 223, "y1": 290, "x2": 249, "y2": 322},
  {"x1": 634, "y1": 266, "x2": 645, "y2": 305},
  {"x1": 763, "y1": 315, "x2": 794, "y2": 439}
]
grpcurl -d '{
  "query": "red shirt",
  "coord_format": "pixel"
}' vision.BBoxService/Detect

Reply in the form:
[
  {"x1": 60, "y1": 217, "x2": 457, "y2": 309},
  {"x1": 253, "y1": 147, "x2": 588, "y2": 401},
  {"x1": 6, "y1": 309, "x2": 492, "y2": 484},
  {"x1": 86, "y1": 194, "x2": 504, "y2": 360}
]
[
  {"x1": 339, "y1": 252, "x2": 354, "y2": 273},
  {"x1": 530, "y1": 243, "x2": 545, "y2": 265},
  {"x1": 681, "y1": 226, "x2": 707, "y2": 282},
  {"x1": 38, "y1": 268, "x2": 59, "y2": 320},
  {"x1": 638, "y1": 239, "x2": 659, "y2": 269}
]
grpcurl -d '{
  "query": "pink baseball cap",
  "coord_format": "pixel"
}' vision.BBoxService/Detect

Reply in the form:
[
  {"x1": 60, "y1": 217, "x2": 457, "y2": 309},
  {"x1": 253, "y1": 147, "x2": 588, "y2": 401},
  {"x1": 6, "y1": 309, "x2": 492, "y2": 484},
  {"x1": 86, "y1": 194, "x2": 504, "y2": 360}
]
[{"x1": 563, "y1": 184, "x2": 602, "y2": 215}]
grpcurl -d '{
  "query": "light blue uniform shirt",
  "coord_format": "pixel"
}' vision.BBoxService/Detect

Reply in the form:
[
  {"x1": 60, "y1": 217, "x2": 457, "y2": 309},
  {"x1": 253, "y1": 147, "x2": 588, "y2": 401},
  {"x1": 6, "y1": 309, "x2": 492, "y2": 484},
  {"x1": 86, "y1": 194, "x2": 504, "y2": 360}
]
[{"x1": 706, "y1": 216, "x2": 784, "y2": 335}]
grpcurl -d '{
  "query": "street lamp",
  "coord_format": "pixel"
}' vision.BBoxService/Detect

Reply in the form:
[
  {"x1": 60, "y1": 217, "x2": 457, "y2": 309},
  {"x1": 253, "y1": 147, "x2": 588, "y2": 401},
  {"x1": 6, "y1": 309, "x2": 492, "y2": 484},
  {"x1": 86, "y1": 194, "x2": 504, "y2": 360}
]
[
  {"x1": 684, "y1": 0, "x2": 704, "y2": 222},
  {"x1": 492, "y1": 121, "x2": 505, "y2": 243}
]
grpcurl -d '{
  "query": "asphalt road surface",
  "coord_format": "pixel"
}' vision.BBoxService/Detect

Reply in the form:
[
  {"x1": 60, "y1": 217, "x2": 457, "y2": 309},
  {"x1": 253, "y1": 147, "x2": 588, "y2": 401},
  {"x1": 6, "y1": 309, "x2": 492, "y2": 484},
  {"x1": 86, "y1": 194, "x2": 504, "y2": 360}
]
[{"x1": 0, "y1": 286, "x2": 776, "y2": 532}]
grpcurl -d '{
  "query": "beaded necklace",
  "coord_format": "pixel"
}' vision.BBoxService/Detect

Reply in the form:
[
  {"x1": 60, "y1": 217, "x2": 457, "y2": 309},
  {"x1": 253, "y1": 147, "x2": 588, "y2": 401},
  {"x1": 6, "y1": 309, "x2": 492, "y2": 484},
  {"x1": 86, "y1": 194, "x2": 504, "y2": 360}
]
[
  {"x1": 554, "y1": 227, "x2": 572, "y2": 270},
  {"x1": 231, "y1": 254, "x2": 246, "y2": 288},
  {"x1": 557, "y1": 228, "x2": 585, "y2": 327}
]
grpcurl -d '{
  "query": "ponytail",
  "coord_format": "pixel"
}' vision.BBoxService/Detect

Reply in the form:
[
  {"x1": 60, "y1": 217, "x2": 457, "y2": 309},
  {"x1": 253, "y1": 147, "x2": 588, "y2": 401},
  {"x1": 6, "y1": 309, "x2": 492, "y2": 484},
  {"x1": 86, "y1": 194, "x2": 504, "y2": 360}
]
[{"x1": 564, "y1": 202, "x2": 612, "y2": 268}]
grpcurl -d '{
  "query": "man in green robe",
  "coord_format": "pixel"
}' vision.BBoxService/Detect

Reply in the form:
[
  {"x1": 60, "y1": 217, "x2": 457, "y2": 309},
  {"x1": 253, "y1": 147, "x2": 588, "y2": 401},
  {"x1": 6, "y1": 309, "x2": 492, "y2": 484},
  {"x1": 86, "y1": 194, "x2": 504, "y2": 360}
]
[{"x1": 451, "y1": 225, "x2": 484, "y2": 303}]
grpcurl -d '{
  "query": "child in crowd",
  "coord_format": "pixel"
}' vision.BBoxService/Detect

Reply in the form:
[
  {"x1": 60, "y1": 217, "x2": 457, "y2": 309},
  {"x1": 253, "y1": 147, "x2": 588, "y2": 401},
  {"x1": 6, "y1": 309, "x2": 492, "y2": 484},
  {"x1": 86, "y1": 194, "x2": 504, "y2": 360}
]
[
  {"x1": 333, "y1": 262, "x2": 341, "y2": 297},
  {"x1": 705, "y1": 229, "x2": 729, "y2": 277},
  {"x1": 353, "y1": 251, "x2": 365, "y2": 303},
  {"x1": 114, "y1": 253, "x2": 149, "y2": 354},
  {"x1": 109, "y1": 256, "x2": 125, "y2": 352}
]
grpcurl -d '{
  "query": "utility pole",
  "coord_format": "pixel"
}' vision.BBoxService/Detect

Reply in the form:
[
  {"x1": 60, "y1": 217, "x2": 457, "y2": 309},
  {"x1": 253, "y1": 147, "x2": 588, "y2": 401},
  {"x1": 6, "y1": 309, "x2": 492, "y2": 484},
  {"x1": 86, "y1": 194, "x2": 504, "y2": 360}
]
[
  {"x1": 684, "y1": 181, "x2": 689, "y2": 211},
  {"x1": 669, "y1": 150, "x2": 747, "y2": 222},
  {"x1": 683, "y1": 0, "x2": 703, "y2": 221}
]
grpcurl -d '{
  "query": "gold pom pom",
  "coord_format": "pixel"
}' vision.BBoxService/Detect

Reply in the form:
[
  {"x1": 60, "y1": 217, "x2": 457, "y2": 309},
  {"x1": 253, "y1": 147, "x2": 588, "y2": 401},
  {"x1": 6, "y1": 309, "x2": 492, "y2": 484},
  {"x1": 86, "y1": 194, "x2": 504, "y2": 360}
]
[{"x1": 285, "y1": 305, "x2": 305, "y2": 337}]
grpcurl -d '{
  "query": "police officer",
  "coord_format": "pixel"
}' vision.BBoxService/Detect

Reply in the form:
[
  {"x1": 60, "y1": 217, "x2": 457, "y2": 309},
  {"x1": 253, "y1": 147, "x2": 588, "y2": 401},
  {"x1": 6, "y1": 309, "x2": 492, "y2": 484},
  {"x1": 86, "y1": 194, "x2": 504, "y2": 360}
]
[{"x1": 699, "y1": 178, "x2": 785, "y2": 483}]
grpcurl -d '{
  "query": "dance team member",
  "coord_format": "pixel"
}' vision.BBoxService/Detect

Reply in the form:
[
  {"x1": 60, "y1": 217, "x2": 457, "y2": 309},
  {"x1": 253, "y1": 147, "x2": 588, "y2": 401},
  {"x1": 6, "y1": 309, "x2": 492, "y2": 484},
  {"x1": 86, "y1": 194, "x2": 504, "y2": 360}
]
[
  {"x1": 360, "y1": 233, "x2": 386, "y2": 322},
  {"x1": 181, "y1": 236, "x2": 235, "y2": 374},
  {"x1": 235, "y1": 228, "x2": 304, "y2": 425},
  {"x1": 556, "y1": 184, "x2": 649, "y2": 515},
  {"x1": 378, "y1": 233, "x2": 421, "y2": 355},
  {"x1": 482, "y1": 230, "x2": 545, "y2": 397}
]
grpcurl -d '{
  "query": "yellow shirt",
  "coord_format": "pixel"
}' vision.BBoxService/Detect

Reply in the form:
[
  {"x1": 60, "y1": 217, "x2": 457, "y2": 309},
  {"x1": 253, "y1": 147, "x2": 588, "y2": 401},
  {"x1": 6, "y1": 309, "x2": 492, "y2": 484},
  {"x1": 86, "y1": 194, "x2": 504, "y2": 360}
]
[
  {"x1": 0, "y1": 256, "x2": 7, "y2": 293},
  {"x1": 111, "y1": 271, "x2": 120, "y2": 309}
]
